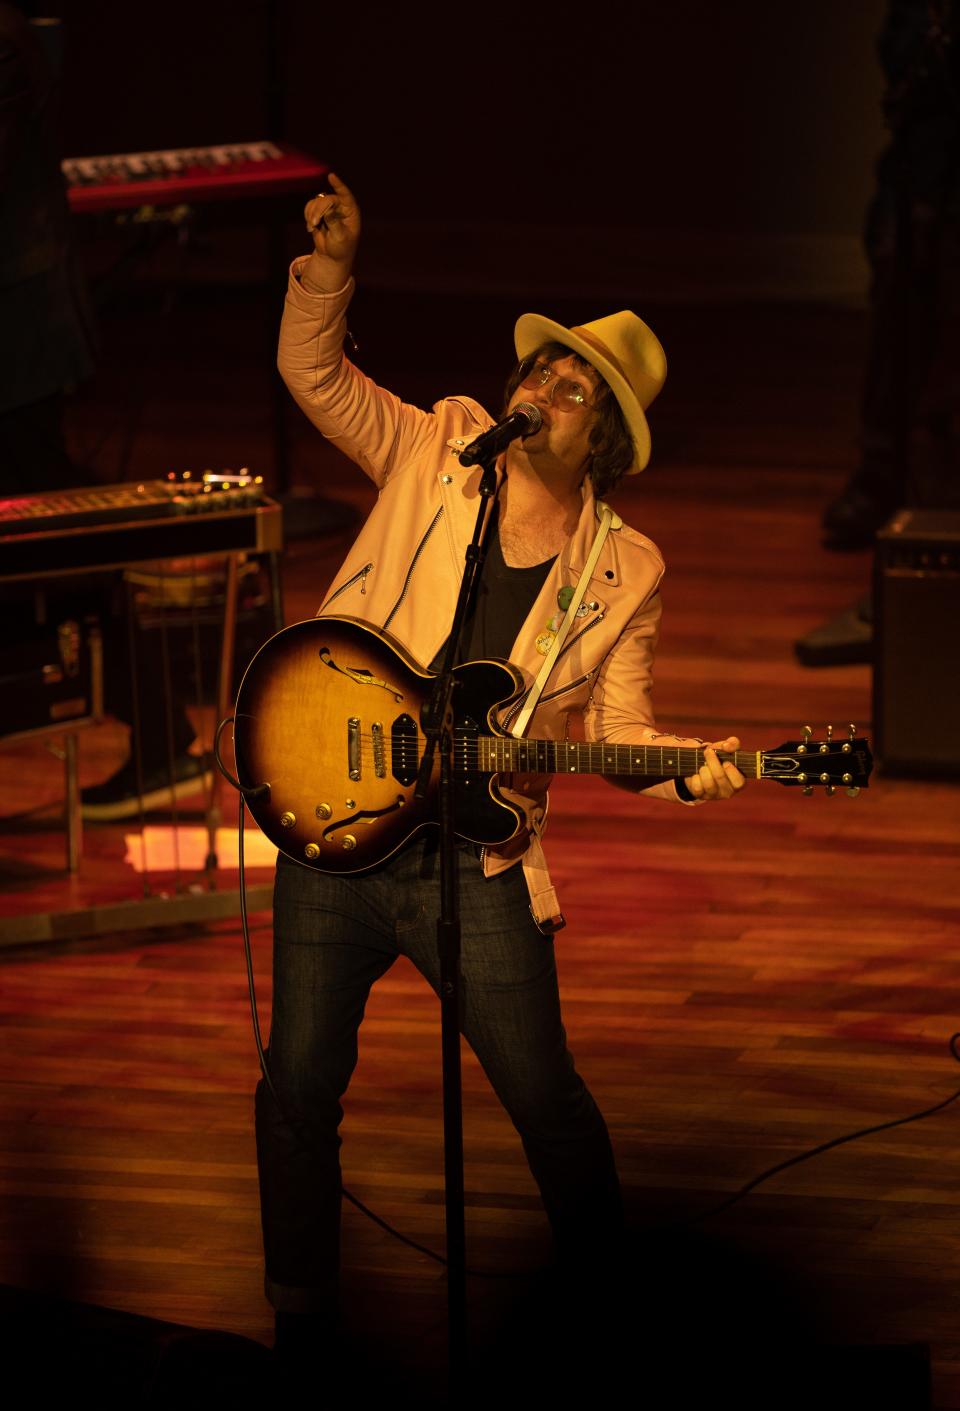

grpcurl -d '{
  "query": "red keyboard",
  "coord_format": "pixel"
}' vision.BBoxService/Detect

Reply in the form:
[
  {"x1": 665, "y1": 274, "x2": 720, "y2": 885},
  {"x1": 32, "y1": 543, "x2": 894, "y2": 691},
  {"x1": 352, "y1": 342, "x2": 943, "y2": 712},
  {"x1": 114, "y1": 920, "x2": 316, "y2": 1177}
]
[{"x1": 63, "y1": 141, "x2": 329, "y2": 214}]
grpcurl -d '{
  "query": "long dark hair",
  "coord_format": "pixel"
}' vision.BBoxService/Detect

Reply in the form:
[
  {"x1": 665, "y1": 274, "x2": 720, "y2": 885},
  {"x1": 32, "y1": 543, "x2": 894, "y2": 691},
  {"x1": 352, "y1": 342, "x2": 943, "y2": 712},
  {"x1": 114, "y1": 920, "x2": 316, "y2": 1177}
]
[{"x1": 503, "y1": 341, "x2": 635, "y2": 497}]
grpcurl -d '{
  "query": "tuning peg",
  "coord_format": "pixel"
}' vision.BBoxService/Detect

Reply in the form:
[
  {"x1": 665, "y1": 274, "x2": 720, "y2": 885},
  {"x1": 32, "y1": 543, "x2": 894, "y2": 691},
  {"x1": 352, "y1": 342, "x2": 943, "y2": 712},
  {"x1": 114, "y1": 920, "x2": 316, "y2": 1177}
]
[
  {"x1": 799, "y1": 725, "x2": 813, "y2": 754},
  {"x1": 820, "y1": 725, "x2": 833, "y2": 754},
  {"x1": 848, "y1": 723, "x2": 856, "y2": 740},
  {"x1": 846, "y1": 786, "x2": 860, "y2": 798},
  {"x1": 802, "y1": 785, "x2": 813, "y2": 796},
  {"x1": 825, "y1": 784, "x2": 835, "y2": 796}
]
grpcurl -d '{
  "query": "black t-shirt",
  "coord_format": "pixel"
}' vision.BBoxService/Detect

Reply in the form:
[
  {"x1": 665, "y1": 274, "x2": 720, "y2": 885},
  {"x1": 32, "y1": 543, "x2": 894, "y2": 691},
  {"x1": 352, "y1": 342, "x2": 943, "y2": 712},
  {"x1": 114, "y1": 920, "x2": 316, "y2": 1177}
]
[{"x1": 431, "y1": 507, "x2": 556, "y2": 670}]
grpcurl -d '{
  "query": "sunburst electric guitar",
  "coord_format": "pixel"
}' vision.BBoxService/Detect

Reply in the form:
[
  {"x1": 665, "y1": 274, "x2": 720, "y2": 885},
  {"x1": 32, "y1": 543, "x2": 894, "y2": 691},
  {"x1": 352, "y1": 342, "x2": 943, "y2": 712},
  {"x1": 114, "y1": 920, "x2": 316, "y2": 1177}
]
[{"x1": 230, "y1": 616, "x2": 874, "y2": 873}]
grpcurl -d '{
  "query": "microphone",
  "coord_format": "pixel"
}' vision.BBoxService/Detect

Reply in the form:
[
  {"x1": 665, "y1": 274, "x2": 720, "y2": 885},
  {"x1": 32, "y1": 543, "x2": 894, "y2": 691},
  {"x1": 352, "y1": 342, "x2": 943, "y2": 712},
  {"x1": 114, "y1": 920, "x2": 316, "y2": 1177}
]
[{"x1": 458, "y1": 402, "x2": 542, "y2": 466}]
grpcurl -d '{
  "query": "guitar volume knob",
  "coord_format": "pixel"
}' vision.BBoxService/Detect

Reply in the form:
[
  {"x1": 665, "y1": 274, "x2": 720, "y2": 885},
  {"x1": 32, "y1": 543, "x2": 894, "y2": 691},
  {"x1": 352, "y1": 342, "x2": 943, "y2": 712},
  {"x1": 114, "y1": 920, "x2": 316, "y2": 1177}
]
[
  {"x1": 279, "y1": 811, "x2": 296, "y2": 828},
  {"x1": 316, "y1": 803, "x2": 332, "y2": 819},
  {"x1": 341, "y1": 835, "x2": 357, "y2": 851},
  {"x1": 304, "y1": 842, "x2": 321, "y2": 860}
]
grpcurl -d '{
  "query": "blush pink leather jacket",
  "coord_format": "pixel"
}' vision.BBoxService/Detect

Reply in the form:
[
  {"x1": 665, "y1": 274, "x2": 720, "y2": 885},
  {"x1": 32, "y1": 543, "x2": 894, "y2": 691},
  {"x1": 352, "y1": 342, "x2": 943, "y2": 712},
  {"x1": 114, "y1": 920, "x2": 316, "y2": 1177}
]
[{"x1": 278, "y1": 262, "x2": 698, "y2": 926}]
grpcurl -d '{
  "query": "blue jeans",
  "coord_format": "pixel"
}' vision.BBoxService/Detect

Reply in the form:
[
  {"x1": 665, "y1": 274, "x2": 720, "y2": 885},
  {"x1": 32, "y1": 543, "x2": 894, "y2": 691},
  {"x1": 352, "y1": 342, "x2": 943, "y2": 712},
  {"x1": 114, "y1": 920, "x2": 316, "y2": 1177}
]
[{"x1": 255, "y1": 834, "x2": 620, "y2": 1312}]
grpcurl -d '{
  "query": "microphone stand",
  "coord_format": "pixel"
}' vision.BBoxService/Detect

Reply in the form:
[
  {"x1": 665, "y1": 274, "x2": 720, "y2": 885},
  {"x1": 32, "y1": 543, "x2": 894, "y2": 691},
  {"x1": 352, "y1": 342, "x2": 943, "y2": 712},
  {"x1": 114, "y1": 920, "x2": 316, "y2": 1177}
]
[{"x1": 413, "y1": 446, "x2": 502, "y2": 1395}]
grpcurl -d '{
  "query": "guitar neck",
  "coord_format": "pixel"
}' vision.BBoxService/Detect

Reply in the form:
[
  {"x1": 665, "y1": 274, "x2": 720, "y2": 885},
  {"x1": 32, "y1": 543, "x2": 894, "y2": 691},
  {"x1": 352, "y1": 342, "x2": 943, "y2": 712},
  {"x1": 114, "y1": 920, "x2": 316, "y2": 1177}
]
[{"x1": 477, "y1": 738, "x2": 758, "y2": 779}]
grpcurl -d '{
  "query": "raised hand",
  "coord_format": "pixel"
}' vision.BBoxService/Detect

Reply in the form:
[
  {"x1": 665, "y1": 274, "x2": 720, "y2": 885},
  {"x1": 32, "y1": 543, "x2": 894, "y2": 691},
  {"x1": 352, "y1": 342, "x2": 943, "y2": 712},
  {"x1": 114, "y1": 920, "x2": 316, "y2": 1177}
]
[{"x1": 300, "y1": 173, "x2": 361, "y2": 292}]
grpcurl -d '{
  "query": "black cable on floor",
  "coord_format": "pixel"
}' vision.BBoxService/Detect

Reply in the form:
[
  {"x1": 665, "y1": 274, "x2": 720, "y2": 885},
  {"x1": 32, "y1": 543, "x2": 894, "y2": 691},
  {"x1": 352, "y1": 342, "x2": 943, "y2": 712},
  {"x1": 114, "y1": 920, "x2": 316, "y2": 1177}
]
[{"x1": 680, "y1": 1031, "x2": 960, "y2": 1228}]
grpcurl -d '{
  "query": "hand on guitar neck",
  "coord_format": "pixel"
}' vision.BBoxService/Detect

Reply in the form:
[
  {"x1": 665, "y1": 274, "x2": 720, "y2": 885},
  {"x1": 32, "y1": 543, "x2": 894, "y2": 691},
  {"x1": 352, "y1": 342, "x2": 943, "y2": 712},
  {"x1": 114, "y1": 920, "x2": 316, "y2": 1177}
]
[
  {"x1": 685, "y1": 735, "x2": 746, "y2": 801},
  {"x1": 610, "y1": 733, "x2": 747, "y2": 801}
]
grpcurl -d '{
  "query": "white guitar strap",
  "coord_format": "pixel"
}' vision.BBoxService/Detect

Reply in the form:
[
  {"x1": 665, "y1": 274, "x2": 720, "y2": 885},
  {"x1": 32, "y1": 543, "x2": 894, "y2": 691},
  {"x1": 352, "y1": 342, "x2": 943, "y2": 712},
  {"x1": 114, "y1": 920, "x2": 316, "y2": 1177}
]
[{"x1": 511, "y1": 502, "x2": 621, "y2": 739}]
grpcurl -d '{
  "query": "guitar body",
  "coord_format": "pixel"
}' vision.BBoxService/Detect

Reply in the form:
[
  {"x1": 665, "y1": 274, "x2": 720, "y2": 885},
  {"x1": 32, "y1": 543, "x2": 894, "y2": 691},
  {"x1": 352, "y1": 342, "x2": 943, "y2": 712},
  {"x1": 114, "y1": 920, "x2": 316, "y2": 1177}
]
[{"x1": 233, "y1": 616, "x2": 526, "y2": 873}]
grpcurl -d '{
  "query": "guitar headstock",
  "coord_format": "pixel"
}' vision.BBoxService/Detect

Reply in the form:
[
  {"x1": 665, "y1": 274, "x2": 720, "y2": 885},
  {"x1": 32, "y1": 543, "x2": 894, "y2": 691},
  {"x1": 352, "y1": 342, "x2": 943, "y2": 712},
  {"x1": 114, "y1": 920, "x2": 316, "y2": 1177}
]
[{"x1": 760, "y1": 724, "x2": 873, "y2": 795}]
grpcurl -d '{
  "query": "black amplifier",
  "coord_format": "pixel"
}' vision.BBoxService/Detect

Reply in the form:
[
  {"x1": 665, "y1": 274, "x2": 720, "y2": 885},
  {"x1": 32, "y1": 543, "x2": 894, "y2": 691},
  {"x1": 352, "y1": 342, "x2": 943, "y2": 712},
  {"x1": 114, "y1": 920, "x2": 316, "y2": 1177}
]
[
  {"x1": 0, "y1": 614, "x2": 103, "y2": 742},
  {"x1": 874, "y1": 509, "x2": 960, "y2": 776}
]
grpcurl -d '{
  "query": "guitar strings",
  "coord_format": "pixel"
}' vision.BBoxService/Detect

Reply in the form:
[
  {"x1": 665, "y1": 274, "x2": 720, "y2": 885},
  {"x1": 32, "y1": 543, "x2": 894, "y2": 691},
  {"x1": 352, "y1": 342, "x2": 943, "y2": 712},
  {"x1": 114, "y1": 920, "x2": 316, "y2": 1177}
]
[
  {"x1": 338, "y1": 738, "x2": 863, "y2": 782},
  {"x1": 347, "y1": 737, "x2": 757, "y2": 761},
  {"x1": 336, "y1": 741, "x2": 773, "y2": 778}
]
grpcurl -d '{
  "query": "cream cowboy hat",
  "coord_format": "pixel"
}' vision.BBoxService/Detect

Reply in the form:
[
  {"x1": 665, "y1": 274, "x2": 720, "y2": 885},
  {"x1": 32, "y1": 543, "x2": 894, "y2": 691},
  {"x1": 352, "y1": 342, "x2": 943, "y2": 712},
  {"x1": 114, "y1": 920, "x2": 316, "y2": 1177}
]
[{"x1": 514, "y1": 310, "x2": 667, "y2": 473}]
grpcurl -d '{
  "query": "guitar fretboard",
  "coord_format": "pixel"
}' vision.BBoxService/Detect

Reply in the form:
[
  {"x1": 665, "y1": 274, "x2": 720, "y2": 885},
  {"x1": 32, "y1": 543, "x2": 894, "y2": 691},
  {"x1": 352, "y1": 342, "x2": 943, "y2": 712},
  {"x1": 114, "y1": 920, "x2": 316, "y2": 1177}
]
[{"x1": 474, "y1": 738, "x2": 758, "y2": 778}]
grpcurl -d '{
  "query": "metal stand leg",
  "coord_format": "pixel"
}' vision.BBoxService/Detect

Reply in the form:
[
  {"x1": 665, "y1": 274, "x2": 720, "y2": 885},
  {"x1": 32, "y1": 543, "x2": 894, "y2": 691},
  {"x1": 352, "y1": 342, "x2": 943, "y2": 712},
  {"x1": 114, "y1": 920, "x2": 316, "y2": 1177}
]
[
  {"x1": 64, "y1": 733, "x2": 81, "y2": 874},
  {"x1": 205, "y1": 553, "x2": 240, "y2": 882}
]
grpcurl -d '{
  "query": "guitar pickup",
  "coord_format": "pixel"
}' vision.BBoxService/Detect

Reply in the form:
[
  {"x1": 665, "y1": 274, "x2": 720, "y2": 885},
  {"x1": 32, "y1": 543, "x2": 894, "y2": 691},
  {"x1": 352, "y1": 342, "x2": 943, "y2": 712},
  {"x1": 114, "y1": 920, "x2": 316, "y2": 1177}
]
[{"x1": 392, "y1": 713, "x2": 418, "y2": 785}]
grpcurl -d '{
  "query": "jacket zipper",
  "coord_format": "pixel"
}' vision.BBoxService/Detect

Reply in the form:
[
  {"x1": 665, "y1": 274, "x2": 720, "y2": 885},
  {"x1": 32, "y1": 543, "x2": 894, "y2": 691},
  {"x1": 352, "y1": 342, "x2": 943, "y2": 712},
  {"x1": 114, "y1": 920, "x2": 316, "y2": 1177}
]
[
  {"x1": 503, "y1": 673, "x2": 591, "y2": 731},
  {"x1": 382, "y1": 507, "x2": 444, "y2": 631},
  {"x1": 538, "y1": 671, "x2": 591, "y2": 706},
  {"x1": 502, "y1": 614, "x2": 605, "y2": 730},
  {"x1": 319, "y1": 561, "x2": 372, "y2": 612},
  {"x1": 552, "y1": 611, "x2": 604, "y2": 666}
]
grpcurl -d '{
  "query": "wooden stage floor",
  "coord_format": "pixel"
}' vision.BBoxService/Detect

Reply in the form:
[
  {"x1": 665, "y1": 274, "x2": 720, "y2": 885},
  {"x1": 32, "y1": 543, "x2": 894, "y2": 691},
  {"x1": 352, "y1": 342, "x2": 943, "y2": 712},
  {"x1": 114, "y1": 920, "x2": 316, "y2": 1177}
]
[{"x1": 1, "y1": 291, "x2": 958, "y2": 1407}]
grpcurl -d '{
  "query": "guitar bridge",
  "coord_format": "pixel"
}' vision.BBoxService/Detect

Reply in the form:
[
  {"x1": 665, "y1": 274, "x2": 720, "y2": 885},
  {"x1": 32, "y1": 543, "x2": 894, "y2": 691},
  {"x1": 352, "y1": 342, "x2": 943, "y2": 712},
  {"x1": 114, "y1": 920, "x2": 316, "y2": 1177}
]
[{"x1": 372, "y1": 721, "x2": 386, "y2": 778}]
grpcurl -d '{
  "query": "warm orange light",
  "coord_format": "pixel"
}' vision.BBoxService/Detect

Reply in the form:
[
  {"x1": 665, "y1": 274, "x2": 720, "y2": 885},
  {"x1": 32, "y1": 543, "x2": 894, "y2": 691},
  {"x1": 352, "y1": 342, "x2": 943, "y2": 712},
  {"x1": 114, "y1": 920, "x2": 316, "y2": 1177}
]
[{"x1": 123, "y1": 826, "x2": 277, "y2": 872}]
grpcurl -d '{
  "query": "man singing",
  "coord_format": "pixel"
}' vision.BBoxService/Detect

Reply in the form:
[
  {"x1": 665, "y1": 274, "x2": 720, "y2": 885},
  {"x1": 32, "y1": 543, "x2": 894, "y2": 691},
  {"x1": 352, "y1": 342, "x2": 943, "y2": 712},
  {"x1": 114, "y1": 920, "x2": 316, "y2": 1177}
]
[{"x1": 257, "y1": 174, "x2": 745, "y2": 1352}]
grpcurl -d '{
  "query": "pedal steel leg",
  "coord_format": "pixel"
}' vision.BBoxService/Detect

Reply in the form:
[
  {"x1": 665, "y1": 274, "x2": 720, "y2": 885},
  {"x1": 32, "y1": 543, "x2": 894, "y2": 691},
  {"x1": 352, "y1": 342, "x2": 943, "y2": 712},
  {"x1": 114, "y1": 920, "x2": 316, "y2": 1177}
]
[
  {"x1": 64, "y1": 732, "x2": 81, "y2": 874},
  {"x1": 205, "y1": 552, "x2": 240, "y2": 882}
]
